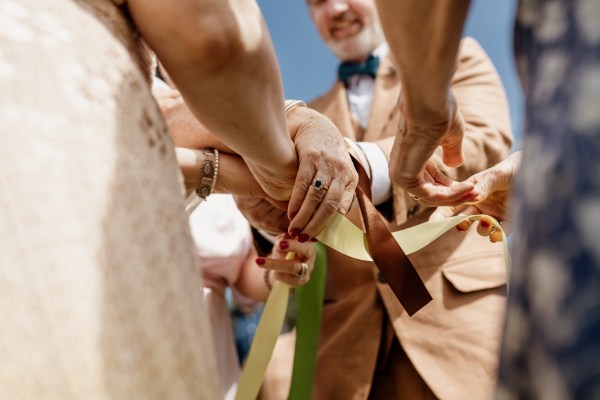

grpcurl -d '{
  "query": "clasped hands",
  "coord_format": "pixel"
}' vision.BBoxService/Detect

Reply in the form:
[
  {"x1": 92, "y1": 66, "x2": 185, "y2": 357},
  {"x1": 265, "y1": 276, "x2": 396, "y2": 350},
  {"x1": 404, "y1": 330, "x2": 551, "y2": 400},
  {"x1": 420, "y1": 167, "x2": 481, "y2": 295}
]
[
  {"x1": 390, "y1": 91, "x2": 521, "y2": 242},
  {"x1": 230, "y1": 106, "x2": 359, "y2": 242},
  {"x1": 155, "y1": 86, "x2": 358, "y2": 242}
]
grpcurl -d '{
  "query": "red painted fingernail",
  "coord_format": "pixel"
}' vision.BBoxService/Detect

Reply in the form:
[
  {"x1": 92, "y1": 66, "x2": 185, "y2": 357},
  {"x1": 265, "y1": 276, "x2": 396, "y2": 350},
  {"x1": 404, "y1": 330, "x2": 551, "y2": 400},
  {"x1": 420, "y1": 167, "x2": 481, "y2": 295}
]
[
  {"x1": 255, "y1": 257, "x2": 265, "y2": 266},
  {"x1": 480, "y1": 220, "x2": 490, "y2": 228},
  {"x1": 298, "y1": 234, "x2": 310, "y2": 243},
  {"x1": 279, "y1": 240, "x2": 289, "y2": 250},
  {"x1": 289, "y1": 228, "x2": 301, "y2": 238},
  {"x1": 290, "y1": 211, "x2": 298, "y2": 220},
  {"x1": 310, "y1": 238, "x2": 318, "y2": 242}
]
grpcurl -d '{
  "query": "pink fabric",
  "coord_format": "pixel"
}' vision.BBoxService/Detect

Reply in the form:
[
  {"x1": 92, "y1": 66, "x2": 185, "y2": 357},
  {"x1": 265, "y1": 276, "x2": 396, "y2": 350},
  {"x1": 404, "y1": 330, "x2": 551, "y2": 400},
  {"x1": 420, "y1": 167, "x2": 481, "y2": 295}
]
[{"x1": 188, "y1": 194, "x2": 255, "y2": 399}]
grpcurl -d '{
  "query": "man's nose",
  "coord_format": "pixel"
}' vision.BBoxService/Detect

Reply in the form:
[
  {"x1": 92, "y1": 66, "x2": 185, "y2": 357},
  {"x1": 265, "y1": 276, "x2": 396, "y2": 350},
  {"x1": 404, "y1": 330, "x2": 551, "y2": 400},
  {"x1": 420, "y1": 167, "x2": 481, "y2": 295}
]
[{"x1": 326, "y1": 0, "x2": 350, "y2": 16}]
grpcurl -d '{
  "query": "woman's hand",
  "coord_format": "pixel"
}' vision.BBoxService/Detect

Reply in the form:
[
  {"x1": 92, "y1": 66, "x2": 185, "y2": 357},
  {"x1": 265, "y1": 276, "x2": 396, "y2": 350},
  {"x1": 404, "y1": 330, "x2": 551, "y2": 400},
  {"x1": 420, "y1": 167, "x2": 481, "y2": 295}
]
[
  {"x1": 256, "y1": 235, "x2": 316, "y2": 288},
  {"x1": 286, "y1": 107, "x2": 358, "y2": 241},
  {"x1": 430, "y1": 151, "x2": 521, "y2": 242},
  {"x1": 233, "y1": 196, "x2": 289, "y2": 235}
]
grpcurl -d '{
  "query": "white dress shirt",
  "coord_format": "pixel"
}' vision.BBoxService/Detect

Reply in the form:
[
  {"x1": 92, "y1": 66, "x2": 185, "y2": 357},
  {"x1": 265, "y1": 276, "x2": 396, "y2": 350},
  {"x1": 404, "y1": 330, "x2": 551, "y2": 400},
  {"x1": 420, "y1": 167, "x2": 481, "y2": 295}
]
[{"x1": 345, "y1": 44, "x2": 392, "y2": 205}]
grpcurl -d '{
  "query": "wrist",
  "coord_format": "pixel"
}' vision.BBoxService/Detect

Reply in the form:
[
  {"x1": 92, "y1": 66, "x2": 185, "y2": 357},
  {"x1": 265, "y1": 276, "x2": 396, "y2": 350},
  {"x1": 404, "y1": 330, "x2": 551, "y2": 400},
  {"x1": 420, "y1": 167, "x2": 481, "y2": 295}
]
[
  {"x1": 190, "y1": 148, "x2": 219, "y2": 200},
  {"x1": 175, "y1": 147, "x2": 203, "y2": 191},
  {"x1": 401, "y1": 89, "x2": 455, "y2": 129},
  {"x1": 285, "y1": 100, "x2": 315, "y2": 143}
]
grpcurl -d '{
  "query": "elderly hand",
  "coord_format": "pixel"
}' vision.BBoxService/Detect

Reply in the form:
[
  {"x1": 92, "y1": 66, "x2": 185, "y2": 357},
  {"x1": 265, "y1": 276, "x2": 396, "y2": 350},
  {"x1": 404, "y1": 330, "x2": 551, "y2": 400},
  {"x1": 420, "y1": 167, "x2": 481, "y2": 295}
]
[
  {"x1": 257, "y1": 235, "x2": 316, "y2": 288},
  {"x1": 286, "y1": 106, "x2": 358, "y2": 241},
  {"x1": 390, "y1": 92, "x2": 476, "y2": 206},
  {"x1": 233, "y1": 196, "x2": 289, "y2": 235},
  {"x1": 430, "y1": 151, "x2": 521, "y2": 242}
]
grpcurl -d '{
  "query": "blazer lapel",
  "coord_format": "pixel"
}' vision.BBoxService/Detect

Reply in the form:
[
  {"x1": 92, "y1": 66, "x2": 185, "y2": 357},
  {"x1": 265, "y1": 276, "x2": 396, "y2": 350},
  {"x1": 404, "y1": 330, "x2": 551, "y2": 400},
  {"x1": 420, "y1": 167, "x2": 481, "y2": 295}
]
[
  {"x1": 363, "y1": 54, "x2": 401, "y2": 142},
  {"x1": 309, "y1": 81, "x2": 364, "y2": 142}
]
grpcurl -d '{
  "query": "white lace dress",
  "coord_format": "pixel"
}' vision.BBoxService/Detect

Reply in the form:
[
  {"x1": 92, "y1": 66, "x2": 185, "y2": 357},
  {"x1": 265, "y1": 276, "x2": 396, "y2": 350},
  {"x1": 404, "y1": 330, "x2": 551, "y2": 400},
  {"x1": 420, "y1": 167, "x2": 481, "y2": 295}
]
[{"x1": 0, "y1": 1, "x2": 219, "y2": 398}]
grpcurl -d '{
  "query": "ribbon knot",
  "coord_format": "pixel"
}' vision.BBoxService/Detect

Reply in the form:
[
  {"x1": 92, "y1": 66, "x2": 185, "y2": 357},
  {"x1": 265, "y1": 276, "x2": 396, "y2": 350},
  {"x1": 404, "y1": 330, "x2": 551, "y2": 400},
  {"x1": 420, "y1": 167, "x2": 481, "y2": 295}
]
[{"x1": 338, "y1": 54, "x2": 380, "y2": 85}]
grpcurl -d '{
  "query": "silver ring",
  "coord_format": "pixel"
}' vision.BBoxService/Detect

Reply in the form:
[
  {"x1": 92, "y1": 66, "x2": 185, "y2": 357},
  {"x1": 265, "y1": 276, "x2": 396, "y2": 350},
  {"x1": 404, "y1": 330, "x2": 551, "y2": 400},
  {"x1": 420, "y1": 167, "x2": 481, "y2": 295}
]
[
  {"x1": 313, "y1": 178, "x2": 329, "y2": 191},
  {"x1": 407, "y1": 192, "x2": 420, "y2": 201},
  {"x1": 297, "y1": 262, "x2": 308, "y2": 279}
]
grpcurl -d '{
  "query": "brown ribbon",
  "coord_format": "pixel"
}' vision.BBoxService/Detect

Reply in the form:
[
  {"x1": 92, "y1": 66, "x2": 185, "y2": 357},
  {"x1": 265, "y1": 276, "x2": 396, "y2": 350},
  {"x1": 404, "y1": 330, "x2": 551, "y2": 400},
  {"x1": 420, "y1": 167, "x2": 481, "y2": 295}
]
[{"x1": 351, "y1": 156, "x2": 432, "y2": 316}]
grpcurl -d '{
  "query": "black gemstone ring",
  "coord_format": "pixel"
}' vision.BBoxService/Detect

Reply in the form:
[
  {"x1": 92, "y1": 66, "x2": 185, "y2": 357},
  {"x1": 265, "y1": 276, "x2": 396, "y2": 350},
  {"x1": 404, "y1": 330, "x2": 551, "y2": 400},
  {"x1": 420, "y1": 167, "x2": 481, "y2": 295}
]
[{"x1": 313, "y1": 178, "x2": 329, "y2": 191}]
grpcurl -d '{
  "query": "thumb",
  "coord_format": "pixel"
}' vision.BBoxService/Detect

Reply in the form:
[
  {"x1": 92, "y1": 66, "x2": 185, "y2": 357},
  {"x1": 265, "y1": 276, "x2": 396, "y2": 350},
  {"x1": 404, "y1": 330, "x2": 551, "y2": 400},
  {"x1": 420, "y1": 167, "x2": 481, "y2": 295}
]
[
  {"x1": 472, "y1": 153, "x2": 520, "y2": 201},
  {"x1": 473, "y1": 166, "x2": 510, "y2": 202},
  {"x1": 473, "y1": 171, "x2": 495, "y2": 201}
]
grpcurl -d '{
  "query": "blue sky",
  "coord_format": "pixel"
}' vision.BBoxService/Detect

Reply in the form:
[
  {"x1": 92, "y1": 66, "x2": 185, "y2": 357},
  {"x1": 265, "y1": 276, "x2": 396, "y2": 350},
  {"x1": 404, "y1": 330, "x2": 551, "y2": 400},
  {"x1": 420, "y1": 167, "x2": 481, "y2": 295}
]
[{"x1": 260, "y1": 0, "x2": 524, "y2": 149}]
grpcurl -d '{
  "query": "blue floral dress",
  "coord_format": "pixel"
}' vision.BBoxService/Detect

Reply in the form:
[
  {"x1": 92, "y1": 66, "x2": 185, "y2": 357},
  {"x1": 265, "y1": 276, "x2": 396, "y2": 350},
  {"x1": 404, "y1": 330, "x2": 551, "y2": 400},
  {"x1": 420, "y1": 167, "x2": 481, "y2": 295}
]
[{"x1": 498, "y1": 0, "x2": 600, "y2": 398}]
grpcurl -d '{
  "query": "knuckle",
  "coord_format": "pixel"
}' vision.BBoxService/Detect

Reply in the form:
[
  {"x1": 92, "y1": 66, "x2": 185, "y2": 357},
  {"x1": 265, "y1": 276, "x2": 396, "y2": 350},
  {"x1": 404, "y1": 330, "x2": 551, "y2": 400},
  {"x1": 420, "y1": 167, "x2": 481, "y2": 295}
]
[
  {"x1": 297, "y1": 177, "x2": 313, "y2": 193},
  {"x1": 308, "y1": 189, "x2": 325, "y2": 202},
  {"x1": 321, "y1": 198, "x2": 339, "y2": 214}
]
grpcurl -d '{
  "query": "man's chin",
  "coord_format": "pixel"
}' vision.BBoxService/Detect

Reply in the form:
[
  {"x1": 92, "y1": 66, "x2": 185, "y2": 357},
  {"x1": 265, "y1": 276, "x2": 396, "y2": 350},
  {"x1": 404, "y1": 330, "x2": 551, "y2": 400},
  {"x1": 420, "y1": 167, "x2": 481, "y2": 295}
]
[
  {"x1": 328, "y1": 36, "x2": 374, "y2": 62},
  {"x1": 333, "y1": 47, "x2": 373, "y2": 62}
]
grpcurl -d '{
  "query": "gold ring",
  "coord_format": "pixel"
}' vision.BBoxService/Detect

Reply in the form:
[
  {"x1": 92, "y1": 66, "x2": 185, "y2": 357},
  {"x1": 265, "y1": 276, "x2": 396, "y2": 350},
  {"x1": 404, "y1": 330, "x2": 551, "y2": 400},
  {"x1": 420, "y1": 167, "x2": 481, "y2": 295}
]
[{"x1": 407, "y1": 192, "x2": 420, "y2": 201}]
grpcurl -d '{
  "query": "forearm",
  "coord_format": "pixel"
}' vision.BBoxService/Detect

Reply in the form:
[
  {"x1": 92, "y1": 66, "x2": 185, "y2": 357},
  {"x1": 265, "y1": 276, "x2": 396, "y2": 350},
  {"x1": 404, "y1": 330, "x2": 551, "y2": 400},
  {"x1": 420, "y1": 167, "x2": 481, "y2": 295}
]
[
  {"x1": 434, "y1": 38, "x2": 514, "y2": 178},
  {"x1": 167, "y1": 111, "x2": 227, "y2": 150},
  {"x1": 128, "y1": 0, "x2": 296, "y2": 173},
  {"x1": 375, "y1": 0, "x2": 470, "y2": 120},
  {"x1": 175, "y1": 147, "x2": 266, "y2": 197},
  {"x1": 156, "y1": 88, "x2": 233, "y2": 151}
]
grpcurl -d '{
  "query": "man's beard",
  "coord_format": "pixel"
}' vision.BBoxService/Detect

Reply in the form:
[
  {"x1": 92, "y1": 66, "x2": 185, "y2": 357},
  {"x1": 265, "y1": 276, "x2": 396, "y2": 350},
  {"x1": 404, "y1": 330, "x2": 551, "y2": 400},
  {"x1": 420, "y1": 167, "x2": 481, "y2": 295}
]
[{"x1": 328, "y1": 27, "x2": 380, "y2": 62}]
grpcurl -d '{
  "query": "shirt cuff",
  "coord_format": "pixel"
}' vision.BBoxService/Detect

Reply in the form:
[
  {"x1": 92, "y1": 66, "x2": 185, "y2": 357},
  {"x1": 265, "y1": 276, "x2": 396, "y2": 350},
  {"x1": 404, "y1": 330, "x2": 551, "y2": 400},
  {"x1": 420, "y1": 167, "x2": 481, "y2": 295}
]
[
  {"x1": 152, "y1": 76, "x2": 171, "y2": 90},
  {"x1": 356, "y1": 142, "x2": 392, "y2": 205},
  {"x1": 344, "y1": 138, "x2": 371, "y2": 178}
]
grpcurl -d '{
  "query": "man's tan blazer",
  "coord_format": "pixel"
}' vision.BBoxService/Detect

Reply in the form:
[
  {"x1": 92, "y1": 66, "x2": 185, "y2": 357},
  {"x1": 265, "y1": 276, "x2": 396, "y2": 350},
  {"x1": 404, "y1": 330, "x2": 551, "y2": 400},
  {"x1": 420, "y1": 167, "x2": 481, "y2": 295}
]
[{"x1": 308, "y1": 38, "x2": 513, "y2": 400}]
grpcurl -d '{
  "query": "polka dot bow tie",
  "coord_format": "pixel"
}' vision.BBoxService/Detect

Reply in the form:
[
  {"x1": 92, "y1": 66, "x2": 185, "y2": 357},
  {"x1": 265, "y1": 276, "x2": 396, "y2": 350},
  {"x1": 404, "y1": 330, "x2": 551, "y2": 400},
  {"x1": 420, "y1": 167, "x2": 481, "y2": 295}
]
[{"x1": 337, "y1": 54, "x2": 380, "y2": 85}]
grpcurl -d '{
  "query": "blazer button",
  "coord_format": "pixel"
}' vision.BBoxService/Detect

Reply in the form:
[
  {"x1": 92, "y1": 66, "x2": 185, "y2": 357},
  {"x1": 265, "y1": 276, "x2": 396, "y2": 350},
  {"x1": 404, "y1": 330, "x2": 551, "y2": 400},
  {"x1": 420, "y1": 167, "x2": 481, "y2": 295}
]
[{"x1": 377, "y1": 272, "x2": 387, "y2": 283}]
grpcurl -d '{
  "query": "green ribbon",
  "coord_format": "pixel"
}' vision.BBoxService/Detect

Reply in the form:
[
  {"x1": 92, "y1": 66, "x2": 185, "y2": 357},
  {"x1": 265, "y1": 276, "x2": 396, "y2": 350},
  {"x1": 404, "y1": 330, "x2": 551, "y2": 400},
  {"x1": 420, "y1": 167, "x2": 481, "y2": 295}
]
[{"x1": 288, "y1": 242, "x2": 327, "y2": 400}]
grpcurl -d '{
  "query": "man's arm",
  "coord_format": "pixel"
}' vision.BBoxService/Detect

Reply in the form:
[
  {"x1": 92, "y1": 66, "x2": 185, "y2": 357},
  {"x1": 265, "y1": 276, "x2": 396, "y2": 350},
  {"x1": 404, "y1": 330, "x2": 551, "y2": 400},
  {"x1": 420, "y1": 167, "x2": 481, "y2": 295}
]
[
  {"x1": 375, "y1": 0, "x2": 474, "y2": 204},
  {"x1": 376, "y1": 38, "x2": 513, "y2": 181}
]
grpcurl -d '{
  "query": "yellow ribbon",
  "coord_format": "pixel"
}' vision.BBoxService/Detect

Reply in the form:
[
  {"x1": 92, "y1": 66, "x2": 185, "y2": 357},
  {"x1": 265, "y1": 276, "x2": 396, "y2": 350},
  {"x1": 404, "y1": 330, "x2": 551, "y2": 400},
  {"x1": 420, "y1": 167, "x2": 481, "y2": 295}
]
[
  {"x1": 236, "y1": 254, "x2": 294, "y2": 400},
  {"x1": 235, "y1": 214, "x2": 509, "y2": 399},
  {"x1": 317, "y1": 213, "x2": 510, "y2": 280}
]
